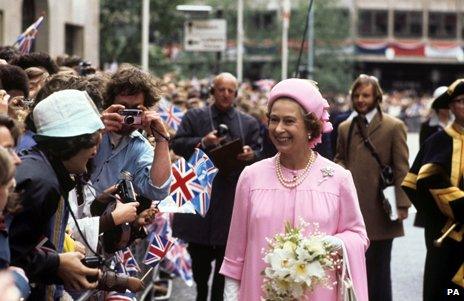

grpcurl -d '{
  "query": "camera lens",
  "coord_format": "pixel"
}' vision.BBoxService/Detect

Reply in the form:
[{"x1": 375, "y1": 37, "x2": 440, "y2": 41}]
[
  {"x1": 124, "y1": 116, "x2": 135, "y2": 125},
  {"x1": 217, "y1": 124, "x2": 229, "y2": 137}
]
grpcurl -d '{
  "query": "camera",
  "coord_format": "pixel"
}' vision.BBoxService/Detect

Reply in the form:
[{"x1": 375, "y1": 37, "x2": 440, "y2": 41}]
[
  {"x1": 81, "y1": 256, "x2": 104, "y2": 282},
  {"x1": 120, "y1": 109, "x2": 143, "y2": 125},
  {"x1": 117, "y1": 171, "x2": 137, "y2": 203},
  {"x1": 116, "y1": 171, "x2": 152, "y2": 214},
  {"x1": 78, "y1": 61, "x2": 95, "y2": 76},
  {"x1": 216, "y1": 124, "x2": 229, "y2": 138},
  {"x1": 380, "y1": 165, "x2": 394, "y2": 188}
]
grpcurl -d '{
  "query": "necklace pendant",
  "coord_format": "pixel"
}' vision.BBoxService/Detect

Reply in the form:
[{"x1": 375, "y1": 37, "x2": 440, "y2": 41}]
[{"x1": 275, "y1": 151, "x2": 317, "y2": 188}]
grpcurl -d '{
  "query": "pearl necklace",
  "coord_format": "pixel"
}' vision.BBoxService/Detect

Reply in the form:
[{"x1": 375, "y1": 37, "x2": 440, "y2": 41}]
[{"x1": 275, "y1": 151, "x2": 317, "y2": 188}]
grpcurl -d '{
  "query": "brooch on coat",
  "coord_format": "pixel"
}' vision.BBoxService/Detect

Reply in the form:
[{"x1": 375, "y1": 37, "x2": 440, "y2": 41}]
[{"x1": 318, "y1": 166, "x2": 335, "y2": 185}]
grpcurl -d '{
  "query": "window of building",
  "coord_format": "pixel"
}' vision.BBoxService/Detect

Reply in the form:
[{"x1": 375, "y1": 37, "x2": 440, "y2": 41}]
[
  {"x1": 358, "y1": 10, "x2": 388, "y2": 37},
  {"x1": 251, "y1": 11, "x2": 276, "y2": 31},
  {"x1": 394, "y1": 11, "x2": 422, "y2": 38},
  {"x1": 429, "y1": 12, "x2": 457, "y2": 39},
  {"x1": 65, "y1": 24, "x2": 84, "y2": 57}
]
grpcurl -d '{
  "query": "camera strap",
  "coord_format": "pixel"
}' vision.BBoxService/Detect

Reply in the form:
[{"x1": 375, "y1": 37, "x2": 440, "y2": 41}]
[
  {"x1": 208, "y1": 106, "x2": 245, "y2": 143},
  {"x1": 353, "y1": 116, "x2": 387, "y2": 170},
  {"x1": 63, "y1": 187, "x2": 104, "y2": 262},
  {"x1": 351, "y1": 117, "x2": 395, "y2": 214}
]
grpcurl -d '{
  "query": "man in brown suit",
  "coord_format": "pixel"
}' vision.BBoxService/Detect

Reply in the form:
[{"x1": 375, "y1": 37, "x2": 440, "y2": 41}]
[{"x1": 335, "y1": 74, "x2": 410, "y2": 301}]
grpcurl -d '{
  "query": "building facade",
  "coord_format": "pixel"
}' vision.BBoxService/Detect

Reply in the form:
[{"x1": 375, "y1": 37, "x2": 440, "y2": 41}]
[
  {"x1": 195, "y1": 0, "x2": 464, "y2": 91},
  {"x1": 347, "y1": 0, "x2": 464, "y2": 91},
  {"x1": 0, "y1": 0, "x2": 99, "y2": 65}
]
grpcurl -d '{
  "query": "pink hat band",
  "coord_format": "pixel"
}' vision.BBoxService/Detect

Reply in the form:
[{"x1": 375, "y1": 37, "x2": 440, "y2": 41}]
[{"x1": 268, "y1": 78, "x2": 333, "y2": 149}]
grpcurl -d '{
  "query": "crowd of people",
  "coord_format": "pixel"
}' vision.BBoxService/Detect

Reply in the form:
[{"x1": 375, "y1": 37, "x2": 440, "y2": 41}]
[{"x1": 0, "y1": 44, "x2": 462, "y2": 301}]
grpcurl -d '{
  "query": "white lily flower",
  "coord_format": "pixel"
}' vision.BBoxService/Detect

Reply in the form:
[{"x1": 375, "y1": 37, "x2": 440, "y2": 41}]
[
  {"x1": 307, "y1": 261, "x2": 325, "y2": 278},
  {"x1": 267, "y1": 248, "x2": 294, "y2": 278},
  {"x1": 289, "y1": 260, "x2": 312, "y2": 283}
]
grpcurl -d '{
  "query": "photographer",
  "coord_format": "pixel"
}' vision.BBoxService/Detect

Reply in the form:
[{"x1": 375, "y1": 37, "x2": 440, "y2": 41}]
[
  {"x1": 171, "y1": 72, "x2": 260, "y2": 301},
  {"x1": 92, "y1": 64, "x2": 171, "y2": 203},
  {"x1": 8, "y1": 90, "x2": 103, "y2": 299}
]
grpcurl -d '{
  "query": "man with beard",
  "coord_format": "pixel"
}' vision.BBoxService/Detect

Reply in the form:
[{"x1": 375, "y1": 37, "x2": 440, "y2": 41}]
[
  {"x1": 92, "y1": 64, "x2": 171, "y2": 201},
  {"x1": 335, "y1": 74, "x2": 410, "y2": 301}
]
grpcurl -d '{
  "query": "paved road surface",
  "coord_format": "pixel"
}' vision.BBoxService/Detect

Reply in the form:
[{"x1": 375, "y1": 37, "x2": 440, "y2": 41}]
[{"x1": 167, "y1": 133, "x2": 426, "y2": 301}]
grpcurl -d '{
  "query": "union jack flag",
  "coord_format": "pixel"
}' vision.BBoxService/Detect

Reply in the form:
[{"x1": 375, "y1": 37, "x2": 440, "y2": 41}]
[
  {"x1": 158, "y1": 103, "x2": 184, "y2": 131},
  {"x1": 143, "y1": 233, "x2": 174, "y2": 267},
  {"x1": 146, "y1": 212, "x2": 171, "y2": 237},
  {"x1": 169, "y1": 158, "x2": 204, "y2": 207},
  {"x1": 160, "y1": 240, "x2": 193, "y2": 286},
  {"x1": 176, "y1": 254, "x2": 193, "y2": 286},
  {"x1": 115, "y1": 247, "x2": 140, "y2": 275},
  {"x1": 15, "y1": 16, "x2": 44, "y2": 54},
  {"x1": 188, "y1": 149, "x2": 218, "y2": 216},
  {"x1": 191, "y1": 193, "x2": 209, "y2": 217}
]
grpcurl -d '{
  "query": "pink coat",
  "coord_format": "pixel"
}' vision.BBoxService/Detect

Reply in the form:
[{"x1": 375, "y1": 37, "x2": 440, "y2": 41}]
[{"x1": 220, "y1": 155, "x2": 369, "y2": 301}]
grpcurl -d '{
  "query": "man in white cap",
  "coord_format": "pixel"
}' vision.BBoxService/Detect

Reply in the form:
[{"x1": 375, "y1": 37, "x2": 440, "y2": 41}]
[
  {"x1": 415, "y1": 86, "x2": 453, "y2": 228},
  {"x1": 419, "y1": 86, "x2": 453, "y2": 146},
  {"x1": 9, "y1": 89, "x2": 104, "y2": 300}
]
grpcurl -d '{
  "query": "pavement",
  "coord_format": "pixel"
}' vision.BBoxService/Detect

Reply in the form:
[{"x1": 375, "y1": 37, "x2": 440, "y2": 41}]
[{"x1": 166, "y1": 133, "x2": 427, "y2": 301}]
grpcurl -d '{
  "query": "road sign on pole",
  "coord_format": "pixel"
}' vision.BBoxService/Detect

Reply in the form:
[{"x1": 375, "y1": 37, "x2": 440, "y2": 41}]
[{"x1": 184, "y1": 19, "x2": 226, "y2": 52}]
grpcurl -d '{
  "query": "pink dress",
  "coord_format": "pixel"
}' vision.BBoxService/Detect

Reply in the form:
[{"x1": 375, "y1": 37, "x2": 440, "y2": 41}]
[{"x1": 220, "y1": 155, "x2": 369, "y2": 301}]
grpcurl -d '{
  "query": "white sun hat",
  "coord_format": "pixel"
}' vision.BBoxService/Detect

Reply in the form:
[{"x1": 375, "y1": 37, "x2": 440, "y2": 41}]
[{"x1": 33, "y1": 89, "x2": 104, "y2": 137}]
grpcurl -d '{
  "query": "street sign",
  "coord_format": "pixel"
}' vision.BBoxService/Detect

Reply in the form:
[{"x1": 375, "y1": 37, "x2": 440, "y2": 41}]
[{"x1": 184, "y1": 19, "x2": 226, "y2": 52}]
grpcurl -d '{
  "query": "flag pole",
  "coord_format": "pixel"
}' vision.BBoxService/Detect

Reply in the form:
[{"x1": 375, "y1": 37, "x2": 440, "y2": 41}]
[
  {"x1": 236, "y1": 0, "x2": 244, "y2": 82},
  {"x1": 281, "y1": 0, "x2": 291, "y2": 80},
  {"x1": 141, "y1": 0, "x2": 150, "y2": 71},
  {"x1": 141, "y1": 267, "x2": 154, "y2": 282}
]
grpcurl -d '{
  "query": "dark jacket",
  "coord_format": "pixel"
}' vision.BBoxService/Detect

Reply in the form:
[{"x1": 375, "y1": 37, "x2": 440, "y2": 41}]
[
  {"x1": 419, "y1": 120, "x2": 443, "y2": 146},
  {"x1": 171, "y1": 105, "x2": 260, "y2": 245},
  {"x1": 402, "y1": 125, "x2": 464, "y2": 300},
  {"x1": 9, "y1": 147, "x2": 75, "y2": 299}
]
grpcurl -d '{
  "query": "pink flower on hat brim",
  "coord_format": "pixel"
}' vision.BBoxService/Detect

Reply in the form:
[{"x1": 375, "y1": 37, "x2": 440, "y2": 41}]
[{"x1": 268, "y1": 78, "x2": 333, "y2": 149}]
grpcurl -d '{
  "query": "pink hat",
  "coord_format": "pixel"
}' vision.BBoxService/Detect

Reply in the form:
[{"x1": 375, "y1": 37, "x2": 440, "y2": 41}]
[{"x1": 268, "y1": 78, "x2": 333, "y2": 148}]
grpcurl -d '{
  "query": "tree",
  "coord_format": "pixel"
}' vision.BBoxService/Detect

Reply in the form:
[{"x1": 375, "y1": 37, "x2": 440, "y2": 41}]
[
  {"x1": 288, "y1": 0, "x2": 352, "y2": 93},
  {"x1": 100, "y1": 0, "x2": 186, "y2": 73}
]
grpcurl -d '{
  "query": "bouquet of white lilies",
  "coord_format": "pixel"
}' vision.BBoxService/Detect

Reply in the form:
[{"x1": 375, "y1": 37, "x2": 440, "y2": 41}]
[{"x1": 261, "y1": 220, "x2": 340, "y2": 301}]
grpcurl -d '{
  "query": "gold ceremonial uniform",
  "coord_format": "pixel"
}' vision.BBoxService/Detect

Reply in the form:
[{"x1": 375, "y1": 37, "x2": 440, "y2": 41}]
[{"x1": 402, "y1": 123, "x2": 464, "y2": 300}]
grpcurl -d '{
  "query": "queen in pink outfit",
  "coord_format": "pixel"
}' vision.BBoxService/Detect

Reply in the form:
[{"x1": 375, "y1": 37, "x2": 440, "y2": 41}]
[{"x1": 220, "y1": 79, "x2": 369, "y2": 301}]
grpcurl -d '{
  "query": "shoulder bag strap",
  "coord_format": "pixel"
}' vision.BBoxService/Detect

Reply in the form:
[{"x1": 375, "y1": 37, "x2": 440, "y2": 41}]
[{"x1": 355, "y1": 118, "x2": 385, "y2": 169}]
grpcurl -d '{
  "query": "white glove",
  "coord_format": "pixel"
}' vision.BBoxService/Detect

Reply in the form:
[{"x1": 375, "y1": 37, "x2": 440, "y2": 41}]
[
  {"x1": 322, "y1": 235, "x2": 343, "y2": 253},
  {"x1": 224, "y1": 277, "x2": 240, "y2": 301}
]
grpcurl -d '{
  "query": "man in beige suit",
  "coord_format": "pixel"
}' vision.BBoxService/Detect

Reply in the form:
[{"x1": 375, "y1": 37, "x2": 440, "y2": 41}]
[{"x1": 335, "y1": 74, "x2": 410, "y2": 301}]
